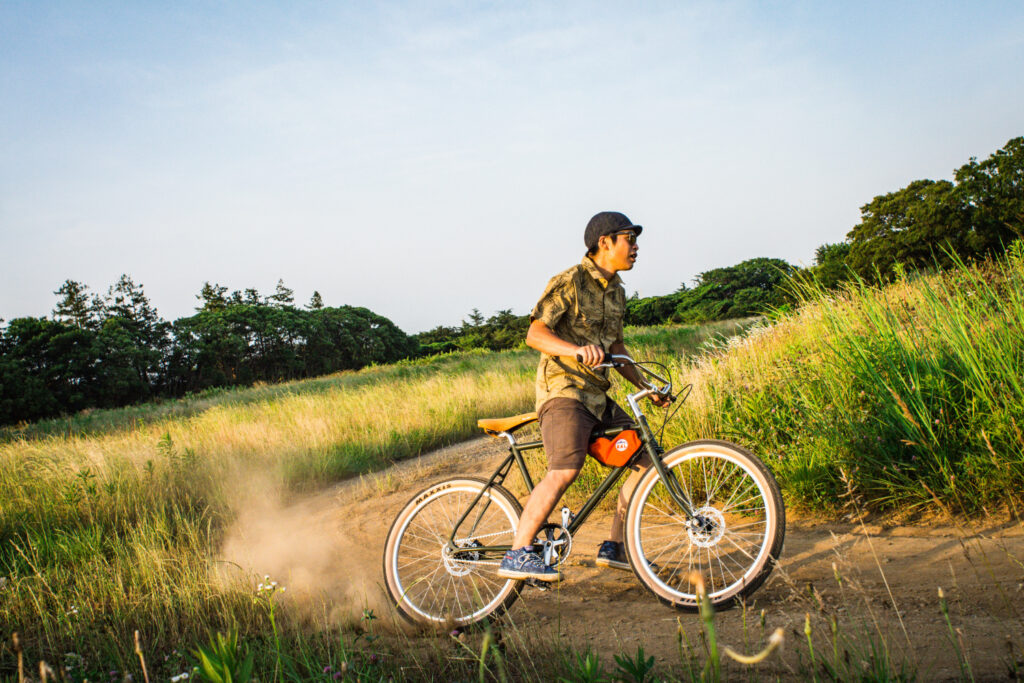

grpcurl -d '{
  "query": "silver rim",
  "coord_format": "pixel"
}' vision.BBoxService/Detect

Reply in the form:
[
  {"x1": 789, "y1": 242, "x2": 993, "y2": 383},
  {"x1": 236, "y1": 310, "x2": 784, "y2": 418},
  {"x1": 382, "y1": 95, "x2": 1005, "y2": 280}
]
[
  {"x1": 630, "y1": 447, "x2": 775, "y2": 603},
  {"x1": 389, "y1": 483, "x2": 519, "y2": 624}
]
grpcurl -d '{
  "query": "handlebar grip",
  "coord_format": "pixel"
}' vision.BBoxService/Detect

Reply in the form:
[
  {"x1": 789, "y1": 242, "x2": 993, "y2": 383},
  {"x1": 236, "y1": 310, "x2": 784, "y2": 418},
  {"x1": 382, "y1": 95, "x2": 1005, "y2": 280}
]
[{"x1": 576, "y1": 353, "x2": 621, "y2": 368}]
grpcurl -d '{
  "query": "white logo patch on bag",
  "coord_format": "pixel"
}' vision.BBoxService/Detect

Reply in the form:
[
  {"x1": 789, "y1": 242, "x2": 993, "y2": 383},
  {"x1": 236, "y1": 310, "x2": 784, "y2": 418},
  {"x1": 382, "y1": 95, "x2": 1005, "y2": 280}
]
[{"x1": 614, "y1": 438, "x2": 629, "y2": 452}]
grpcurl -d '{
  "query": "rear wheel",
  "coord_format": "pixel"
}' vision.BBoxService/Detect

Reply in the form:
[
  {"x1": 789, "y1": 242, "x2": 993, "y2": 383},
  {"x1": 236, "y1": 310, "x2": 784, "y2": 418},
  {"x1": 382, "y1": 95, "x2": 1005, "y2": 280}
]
[
  {"x1": 624, "y1": 440, "x2": 785, "y2": 611},
  {"x1": 382, "y1": 477, "x2": 523, "y2": 627}
]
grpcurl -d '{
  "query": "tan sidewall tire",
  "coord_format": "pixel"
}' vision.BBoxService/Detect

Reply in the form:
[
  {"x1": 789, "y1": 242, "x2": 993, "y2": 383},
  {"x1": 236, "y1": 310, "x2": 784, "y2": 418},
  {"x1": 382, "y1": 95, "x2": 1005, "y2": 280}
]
[
  {"x1": 624, "y1": 439, "x2": 785, "y2": 611},
  {"x1": 382, "y1": 477, "x2": 524, "y2": 627}
]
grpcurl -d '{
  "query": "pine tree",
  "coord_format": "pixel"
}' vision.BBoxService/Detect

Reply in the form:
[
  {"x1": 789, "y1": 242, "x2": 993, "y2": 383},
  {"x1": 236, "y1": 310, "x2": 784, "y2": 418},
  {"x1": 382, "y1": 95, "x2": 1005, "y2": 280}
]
[
  {"x1": 196, "y1": 282, "x2": 230, "y2": 312},
  {"x1": 53, "y1": 279, "x2": 96, "y2": 328},
  {"x1": 463, "y1": 308, "x2": 485, "y2": 329},
  {"x1": 106, "y1": 275, "x2": 162, "y2": 331},
  {"x1": 268, "y1": 279, "x2": 294, "y2": 307},
  {"x1": 308, "y1": 290, "x2": 325, "y2": 310}
]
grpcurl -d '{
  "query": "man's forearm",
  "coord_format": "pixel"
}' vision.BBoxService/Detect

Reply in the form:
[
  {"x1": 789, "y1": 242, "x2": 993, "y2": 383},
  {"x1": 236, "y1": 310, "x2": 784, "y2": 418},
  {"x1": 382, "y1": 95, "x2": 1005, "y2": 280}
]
[
  {"x1": 609, "y1": 342, "x2": 646, "y2": 388},
  {"x1": 526, "y1": 319, "x2": 581, "y2": 358}
]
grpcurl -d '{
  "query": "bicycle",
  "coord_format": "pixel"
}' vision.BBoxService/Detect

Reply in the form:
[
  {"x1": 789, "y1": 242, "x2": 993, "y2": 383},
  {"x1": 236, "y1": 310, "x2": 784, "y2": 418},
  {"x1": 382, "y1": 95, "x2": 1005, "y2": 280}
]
[{"x1": 382, "y1": 355, "x2": 785, "y2": 628}]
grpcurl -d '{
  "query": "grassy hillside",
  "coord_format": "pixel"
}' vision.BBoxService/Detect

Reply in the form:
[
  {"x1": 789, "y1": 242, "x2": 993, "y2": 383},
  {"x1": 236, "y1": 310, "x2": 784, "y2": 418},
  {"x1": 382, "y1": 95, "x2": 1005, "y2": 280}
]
[
  {"x1": 5, "y1": 241, "x2": 1024, "y2": 675},
  {"x1": 651, "y1": 247, "x2": 1024, "y2": 515},
  {"x1": 1, "y1": 320, "x2": 748, "y2": 673}
]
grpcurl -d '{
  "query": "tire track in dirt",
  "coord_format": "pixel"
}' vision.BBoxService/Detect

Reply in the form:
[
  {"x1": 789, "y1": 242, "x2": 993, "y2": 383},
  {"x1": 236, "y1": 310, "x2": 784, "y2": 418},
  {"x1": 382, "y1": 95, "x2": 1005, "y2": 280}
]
[{"x1": 222, "y1": 436, "x2": 1024, "y2": 680}]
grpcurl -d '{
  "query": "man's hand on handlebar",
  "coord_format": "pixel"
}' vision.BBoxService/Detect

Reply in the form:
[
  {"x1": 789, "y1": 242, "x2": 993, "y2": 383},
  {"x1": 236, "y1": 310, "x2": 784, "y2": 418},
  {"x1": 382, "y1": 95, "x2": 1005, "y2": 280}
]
[
  {"x1": 575, "y1": 344, "x2": 605, "y2": 367},
  {"x1": 648, "y1": 392, "x2": 672, "y2": 408}
]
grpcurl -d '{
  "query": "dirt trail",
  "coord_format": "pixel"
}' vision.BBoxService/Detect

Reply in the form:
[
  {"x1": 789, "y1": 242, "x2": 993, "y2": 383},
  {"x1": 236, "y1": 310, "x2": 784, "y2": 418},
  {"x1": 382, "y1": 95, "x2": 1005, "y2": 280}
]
[{"x1": 223, "y1": 437, "x2": 1024, "y2": 681}]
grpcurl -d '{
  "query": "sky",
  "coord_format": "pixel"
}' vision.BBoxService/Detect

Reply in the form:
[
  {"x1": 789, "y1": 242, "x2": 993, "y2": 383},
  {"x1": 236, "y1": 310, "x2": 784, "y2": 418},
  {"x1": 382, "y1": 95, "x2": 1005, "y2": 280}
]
[{"x1": 2, "y1": 2, "x2": 1023, "y2": 333}]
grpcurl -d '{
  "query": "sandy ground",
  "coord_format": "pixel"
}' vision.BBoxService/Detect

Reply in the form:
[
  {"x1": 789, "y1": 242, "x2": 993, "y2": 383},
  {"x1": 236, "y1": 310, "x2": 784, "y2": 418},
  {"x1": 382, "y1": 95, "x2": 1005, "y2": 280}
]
[{"x1": 223, "y1": 436, "x2": 1024, "y2": 681}]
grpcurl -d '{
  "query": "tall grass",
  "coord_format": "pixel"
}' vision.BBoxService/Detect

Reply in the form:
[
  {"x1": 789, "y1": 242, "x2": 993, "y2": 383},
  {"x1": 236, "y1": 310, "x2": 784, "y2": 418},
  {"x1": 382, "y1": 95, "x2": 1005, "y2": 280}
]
[
  {"x1": 7, "y1": 242, "x2": 1024, "y2": 674},
  {"x1": 0, "y1": 321, "x2": 743, "y2": 663},
  {"x1": 656, "y1": 246, "x2": 1024, "y2": 514},
  {"x1": 1, "y1": 350, "x2": 534, "y2": 662}
]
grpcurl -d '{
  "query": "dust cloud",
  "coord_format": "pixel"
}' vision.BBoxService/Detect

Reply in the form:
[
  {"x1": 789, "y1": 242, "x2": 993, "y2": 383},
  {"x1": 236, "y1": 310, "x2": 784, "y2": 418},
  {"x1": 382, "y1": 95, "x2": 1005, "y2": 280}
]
[
  {"x1": 217, "y1": 474, "x2": 392, "y2": 625},
  {"x1": 214, "y1": 437, "x2": 508, "y2": 627}
]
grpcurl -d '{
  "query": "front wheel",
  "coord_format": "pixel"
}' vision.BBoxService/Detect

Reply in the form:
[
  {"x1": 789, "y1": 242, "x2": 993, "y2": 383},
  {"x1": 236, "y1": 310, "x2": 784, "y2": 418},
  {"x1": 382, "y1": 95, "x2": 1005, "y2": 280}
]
[
  {"x1": 624, "y1": 440, "x2": 785, "y2": 611},
  {"x1": 382, "y1": 477, "x2": 523, "y2": 627}
]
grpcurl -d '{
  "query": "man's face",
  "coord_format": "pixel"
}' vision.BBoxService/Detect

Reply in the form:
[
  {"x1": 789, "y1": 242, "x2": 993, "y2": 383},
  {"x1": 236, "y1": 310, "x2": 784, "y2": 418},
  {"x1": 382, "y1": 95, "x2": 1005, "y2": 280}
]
[{"x1": 600, "y1": 230, "x2": 639, "y2": 272}]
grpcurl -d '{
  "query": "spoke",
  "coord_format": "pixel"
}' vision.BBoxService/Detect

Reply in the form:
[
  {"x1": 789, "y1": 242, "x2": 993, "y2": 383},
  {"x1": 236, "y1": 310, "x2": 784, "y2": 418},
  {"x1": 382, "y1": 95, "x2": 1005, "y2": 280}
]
[
  {"x1": 645, "y1": 529, "x2": 691, "y2": 564},
  {"x1": 717, "y1": 470, "x2": 750, "y2": 510},
  {"x1": 711, "y1": 543, "x2": 740, "y2": 586},
  {"x1": 640, "y1": 520, "x2": 688, "y2": 531},
  {"x1": 726, "y1": 505, "x2": 767, "y2": 515},
  {"x1": 642, "y1": 497, "x2": 688, "y2": 521},
  {"x1": 720, "y1": 494, "x2": 765, "y2": 515},
  {"x1": 705, "y1": 545, "x2": 715, "y2": 593},
  {"x1": 701, "y1": 457, "x2": 711, "y2": 508},
  {"x1": 397, "y1": 554, "x2": 437, "y2": 571},
  {"x1": 721, "y1": 533, "x2": 759, "y2": 563},
  {"x1": 403, "y1": 528, "x2": 445, "y2": 546},
  {"x1": 705, "y1": 458, "x2": 728, "y2": 503}
]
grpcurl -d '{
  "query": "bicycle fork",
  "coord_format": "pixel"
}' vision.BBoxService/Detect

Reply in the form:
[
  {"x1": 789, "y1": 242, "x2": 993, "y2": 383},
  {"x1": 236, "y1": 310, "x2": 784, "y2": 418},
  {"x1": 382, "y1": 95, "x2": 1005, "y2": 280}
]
[{"x1": 635, "y1": 415, "x2": 698, "y2": 521}]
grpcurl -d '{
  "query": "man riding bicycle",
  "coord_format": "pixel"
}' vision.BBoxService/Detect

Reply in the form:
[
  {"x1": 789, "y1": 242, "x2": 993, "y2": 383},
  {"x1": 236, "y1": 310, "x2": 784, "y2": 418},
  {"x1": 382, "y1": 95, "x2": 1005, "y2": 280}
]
[{"x1": 497, "y1": 211, "x2": 671, "y2": 582}]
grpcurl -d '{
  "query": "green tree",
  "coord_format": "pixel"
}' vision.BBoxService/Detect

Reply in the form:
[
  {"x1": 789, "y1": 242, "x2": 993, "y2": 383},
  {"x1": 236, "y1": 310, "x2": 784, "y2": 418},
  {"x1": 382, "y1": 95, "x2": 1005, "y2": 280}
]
[
  {"x1": 100, "y1": 275, "x2": 170, "y2": 396},
  {"x1": 0, "y1": 317, "x2": 103, "y2": 423},
  {"x1": 954, "y1": 135, "x2": 1024, "y2": 248},
  {"x1": 52, "y1": 279, "x2": 98, "y2": 329},
  {"x1": 308, "y1": 290, "x2": 324, "y2": 310},
  {"x1": 846, "y1": 179, "x2": 967, "y2": 280},
  {"x1": 674, "y1": 257, "x2": 796, "y2": 322},
  {"x1": 807, "y1": 242, "x2": 852, "y2": 289},
  {"x1": 267, "y1": 279, "x2": 294, "y2": 307},
  {"x1": 845, "y1": 136, "x2": 1024, "y2": 281},
  {"x1": 197, "y1": 282, "x2": 230, "y2": 312},
  {"x1": 463, "y1": 308, "x2": 485, "y2": 329}
]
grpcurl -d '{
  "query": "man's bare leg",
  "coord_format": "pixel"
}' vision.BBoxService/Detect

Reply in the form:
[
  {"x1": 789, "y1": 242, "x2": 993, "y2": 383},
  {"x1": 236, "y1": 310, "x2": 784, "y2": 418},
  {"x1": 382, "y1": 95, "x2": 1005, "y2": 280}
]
[
  {"x1": 512, "y1": 468, "x2": 579, "y2": 549},
  {"x1": 609, "y1": 457, "x2": 650, "y2": 543}
]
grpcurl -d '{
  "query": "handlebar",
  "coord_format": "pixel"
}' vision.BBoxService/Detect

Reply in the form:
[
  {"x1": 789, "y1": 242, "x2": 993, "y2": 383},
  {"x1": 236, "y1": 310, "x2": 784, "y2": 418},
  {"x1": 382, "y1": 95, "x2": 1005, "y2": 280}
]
[{"x1": 572, "y1": 353, "x2": 675, "y2": 402}]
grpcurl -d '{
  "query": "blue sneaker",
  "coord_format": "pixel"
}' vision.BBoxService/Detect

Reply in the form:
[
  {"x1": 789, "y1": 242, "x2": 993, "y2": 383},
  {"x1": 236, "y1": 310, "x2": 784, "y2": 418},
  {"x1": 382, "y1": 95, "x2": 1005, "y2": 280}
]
[
  {"x1": 496, "y1": 546, "x2": 562, "y2": 582},
  {"x1": 596, "y1": 540, "x2": 660, "y2": 573},
  {"x1": 595, "y1": 540, "x2": 630, "y2": 570}
]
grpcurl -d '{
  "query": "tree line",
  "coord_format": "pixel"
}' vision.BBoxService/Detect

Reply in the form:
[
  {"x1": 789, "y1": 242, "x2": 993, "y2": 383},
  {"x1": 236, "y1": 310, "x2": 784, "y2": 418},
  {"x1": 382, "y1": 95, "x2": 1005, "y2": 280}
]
[
  {"x1": 3, "y1": 136, "x2": 1020, "y2": 426},
  {"x1": 0, "y1": 278, "x2": 417, "y2": 425},
  {"x1": 625, "y1": 135, "x2": 1022, "y2": 325}
]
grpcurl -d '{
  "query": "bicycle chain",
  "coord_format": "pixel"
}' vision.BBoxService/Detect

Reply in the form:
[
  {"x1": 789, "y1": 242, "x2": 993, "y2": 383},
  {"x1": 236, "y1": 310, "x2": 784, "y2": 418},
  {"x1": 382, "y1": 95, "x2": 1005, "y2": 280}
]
[{"x1": 448, "y1": 530, "x2": 515, "y2": 566}]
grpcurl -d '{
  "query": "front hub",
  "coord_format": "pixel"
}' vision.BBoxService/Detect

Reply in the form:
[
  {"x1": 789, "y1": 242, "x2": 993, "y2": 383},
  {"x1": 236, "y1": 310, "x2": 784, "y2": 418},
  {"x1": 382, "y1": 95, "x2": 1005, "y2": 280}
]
[{"x1": 687, "y1": 507, "x2": 726, "y2": 548}]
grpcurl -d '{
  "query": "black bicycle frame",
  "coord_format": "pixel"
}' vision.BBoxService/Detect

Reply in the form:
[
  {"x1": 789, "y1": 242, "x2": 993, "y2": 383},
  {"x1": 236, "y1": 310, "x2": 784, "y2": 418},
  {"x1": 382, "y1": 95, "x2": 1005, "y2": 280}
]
[{"x1": 447, "y1": 415, "x2": 698, "y2": 560}]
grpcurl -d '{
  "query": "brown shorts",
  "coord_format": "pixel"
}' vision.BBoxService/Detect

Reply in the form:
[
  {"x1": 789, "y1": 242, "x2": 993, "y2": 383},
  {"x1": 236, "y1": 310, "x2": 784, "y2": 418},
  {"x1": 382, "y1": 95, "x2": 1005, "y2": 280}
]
[{"x1": 538, "y1": 397, "x2": 635, "y2": 471}]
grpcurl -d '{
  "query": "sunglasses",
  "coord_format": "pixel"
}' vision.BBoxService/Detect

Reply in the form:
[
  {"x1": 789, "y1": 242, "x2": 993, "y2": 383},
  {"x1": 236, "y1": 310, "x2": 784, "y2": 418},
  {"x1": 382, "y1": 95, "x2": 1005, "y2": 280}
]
[{"x1": 612, "y1": 230, "x2": 638, "y2": 245}]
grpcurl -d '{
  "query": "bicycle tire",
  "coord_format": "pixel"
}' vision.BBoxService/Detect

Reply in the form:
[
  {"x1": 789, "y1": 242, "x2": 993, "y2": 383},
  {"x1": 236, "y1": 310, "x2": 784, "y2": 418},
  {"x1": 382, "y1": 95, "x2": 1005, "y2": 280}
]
[
  {"x1": 624, "y1": 439, "x2": 785, "y2": 611},
  {"x1": 382, "y1": 477, "x2": 524, "y2": 627}
]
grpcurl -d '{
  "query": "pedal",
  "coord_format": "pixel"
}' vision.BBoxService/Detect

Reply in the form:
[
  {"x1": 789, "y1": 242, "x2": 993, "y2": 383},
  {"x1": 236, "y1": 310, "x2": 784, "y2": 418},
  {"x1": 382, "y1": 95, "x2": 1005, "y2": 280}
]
[{"x1": 525, "y1": 578, "x2": 551, "y2": 591}]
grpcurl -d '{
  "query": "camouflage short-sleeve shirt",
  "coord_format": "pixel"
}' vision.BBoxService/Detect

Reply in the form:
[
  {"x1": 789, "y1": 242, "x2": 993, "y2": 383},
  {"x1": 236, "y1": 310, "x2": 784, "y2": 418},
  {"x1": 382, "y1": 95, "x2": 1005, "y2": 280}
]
[{"x1": 531, "y1": 256, "x2": 627, "y2": 417}]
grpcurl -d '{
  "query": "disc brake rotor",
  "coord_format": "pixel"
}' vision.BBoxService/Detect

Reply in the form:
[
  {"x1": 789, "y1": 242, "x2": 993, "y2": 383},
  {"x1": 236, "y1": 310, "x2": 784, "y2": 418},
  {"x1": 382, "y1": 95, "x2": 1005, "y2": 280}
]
[
  {"x1": 688, "y1": 507, "x2": 726, "y2": 548},
  {"x1": 441, "y1": 540, "x2": 482, "y2": 577}
]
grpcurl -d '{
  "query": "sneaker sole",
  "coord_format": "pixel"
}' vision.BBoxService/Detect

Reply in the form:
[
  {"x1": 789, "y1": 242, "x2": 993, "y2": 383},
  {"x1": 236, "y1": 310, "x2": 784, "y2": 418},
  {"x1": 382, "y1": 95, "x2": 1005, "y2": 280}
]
[
  {"x1": 594, "y1": 558, "x2": 631, "y2": 571},
  {"x1": 496, "y1": 568, "x2": 563, "y2": 582}
]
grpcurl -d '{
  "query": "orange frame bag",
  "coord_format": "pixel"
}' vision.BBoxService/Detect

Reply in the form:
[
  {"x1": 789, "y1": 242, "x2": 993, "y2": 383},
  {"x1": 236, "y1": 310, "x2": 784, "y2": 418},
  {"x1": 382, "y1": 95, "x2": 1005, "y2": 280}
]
[{"x1": 587, "y1": 429, "x2": 643, "y2": 467}]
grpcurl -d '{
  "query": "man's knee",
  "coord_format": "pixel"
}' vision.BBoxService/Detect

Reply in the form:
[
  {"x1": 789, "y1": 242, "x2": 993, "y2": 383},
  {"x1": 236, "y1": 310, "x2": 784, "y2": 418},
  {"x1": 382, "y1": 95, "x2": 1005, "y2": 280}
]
[{"x1": 545, "y1": 467, "x2": 581, "y2": 491}]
